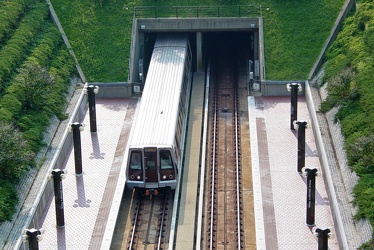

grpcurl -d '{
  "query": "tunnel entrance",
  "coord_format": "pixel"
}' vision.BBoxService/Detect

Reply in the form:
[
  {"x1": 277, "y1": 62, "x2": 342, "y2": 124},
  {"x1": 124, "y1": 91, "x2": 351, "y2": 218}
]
[
  {"x1": 129, "y1": 17, "x2": 263, "y2": 95},
  {"x1": 203, "y1": 31, "x2": 254, "y2": 71},
  {"x1": 141, "y1": 32, "x2": 254, "y2": 77}
]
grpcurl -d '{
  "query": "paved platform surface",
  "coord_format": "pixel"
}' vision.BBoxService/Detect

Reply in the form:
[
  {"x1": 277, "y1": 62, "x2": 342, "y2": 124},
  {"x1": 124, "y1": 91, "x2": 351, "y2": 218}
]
[
  {"x1": 38, "y1": 98, "x2": 135, "y2": 249},
  {"x1": 249, "y1": 96, "x2": 339, "y2": 249}
]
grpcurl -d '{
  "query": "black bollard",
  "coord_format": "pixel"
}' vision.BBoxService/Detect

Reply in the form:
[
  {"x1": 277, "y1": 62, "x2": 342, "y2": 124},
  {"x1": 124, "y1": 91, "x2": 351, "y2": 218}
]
[
  {"x1": 314, "y1": 227, "x2": 331, "y2": 250},
  {"x1": 304, "y1": 167, "x2": 318, "y2": 226},
  {"x1": 24, "y1": 228, "x2": 42, "y2": 250},
  {"x1": 52, "y1": 169, "x2": 65, "y2": 227},
  {"x1": 86, "y1": 85, "x2": 99, "y2": 132},
  {"x1": 287, "y1": 83, "x2": 302, "y2": 130},
  {"x1": 295, "y1": 121, "x2": 308, "y2": 172},
  {"x1": 70, "y1": 122, "x2": 84, "y2": 175}
]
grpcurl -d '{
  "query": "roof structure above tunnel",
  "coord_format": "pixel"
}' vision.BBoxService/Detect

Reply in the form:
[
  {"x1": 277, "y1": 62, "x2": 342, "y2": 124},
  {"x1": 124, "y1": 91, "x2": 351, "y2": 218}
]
[
  {"x1": 135, "y1": 18, "x2": 259, "y2": 32},
  {"x1": 133, "y1": 5, "x2": 261, "y2": 32},
  {"x1": 128, "y1": 5, "x2": 265, "y2": 95}
]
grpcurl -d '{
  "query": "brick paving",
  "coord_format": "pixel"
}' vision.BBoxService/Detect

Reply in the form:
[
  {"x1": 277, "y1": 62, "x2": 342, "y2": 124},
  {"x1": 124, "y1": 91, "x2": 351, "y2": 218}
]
[
  {"x1": 249, "y1": 96, "x2": 339, "y2": 249},
  {"x1": 37, "y1": 98, "x2": 135, "y2": 250}
]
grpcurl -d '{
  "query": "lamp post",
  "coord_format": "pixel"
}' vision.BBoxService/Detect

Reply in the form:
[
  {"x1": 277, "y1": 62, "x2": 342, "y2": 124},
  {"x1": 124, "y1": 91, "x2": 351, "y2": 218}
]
[
  {"x1": 286, "y1": 83, "x2": 302, "y2": 130},
  {"x1": 51, "y1": 169, "x2": 66, "y2": 227},
  {"x1": 313, "y1": 227, "x2": 332, "y2": 250},
  {"x1": 303, "y1": 167, "x2": 318, "y2": 226},
  {"x1": 22, "y1": 228, "x2": 44, "y2": 250},
  {"x1": 84, "y1": 85, "x2": 99, "y2": 132},
  {"x1": 294, "y1": 120, "x2": 308, "y2": 172},
  {"x1": 69, "y1": 122, "x2": 84, "y2": 175}
]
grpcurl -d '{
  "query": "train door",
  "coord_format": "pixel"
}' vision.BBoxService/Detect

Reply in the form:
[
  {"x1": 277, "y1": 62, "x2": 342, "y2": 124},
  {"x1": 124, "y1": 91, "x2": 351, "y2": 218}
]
[{"x1": 144, "y1": 147, "x2": 158, "y2": 183}]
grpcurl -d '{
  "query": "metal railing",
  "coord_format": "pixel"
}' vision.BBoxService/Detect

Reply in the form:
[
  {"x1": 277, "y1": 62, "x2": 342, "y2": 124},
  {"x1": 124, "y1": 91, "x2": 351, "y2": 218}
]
[{"x1": 134, "y1": 5, "x2": 261, "y2": 19}]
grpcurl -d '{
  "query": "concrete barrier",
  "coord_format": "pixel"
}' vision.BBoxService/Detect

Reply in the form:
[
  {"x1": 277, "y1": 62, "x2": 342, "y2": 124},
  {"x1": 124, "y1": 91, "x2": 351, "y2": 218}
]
[
  {"x1": 88, "y1": 82, "x2": 133, "y2": 99},
  {"x1": 262, "y1": 80, "x2": 305, "y2": 96},
  {"x1": 305, "y1": 81, "x2": 349, "y2": 249}
]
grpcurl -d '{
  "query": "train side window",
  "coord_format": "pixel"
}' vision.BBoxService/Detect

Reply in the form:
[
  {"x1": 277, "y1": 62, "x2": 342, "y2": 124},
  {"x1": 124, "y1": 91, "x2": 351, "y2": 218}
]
[
  {"x1": 160, "y1": 150, "x2": 173, "y2": 170},
  {"x1": 130, "y1": 151, "x2": 142, "y2": 170}
]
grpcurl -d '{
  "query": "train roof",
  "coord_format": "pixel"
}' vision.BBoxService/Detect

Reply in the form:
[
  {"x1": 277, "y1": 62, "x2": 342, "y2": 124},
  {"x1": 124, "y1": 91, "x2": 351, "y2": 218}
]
[{"x1": 130, "y1": 33, "x2": 189, "y2": 148}]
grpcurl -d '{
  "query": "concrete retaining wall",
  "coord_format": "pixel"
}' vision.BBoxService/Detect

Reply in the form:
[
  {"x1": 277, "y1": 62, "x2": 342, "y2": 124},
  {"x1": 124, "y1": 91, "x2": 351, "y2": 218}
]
[
  {"x1": 89, "y1": 82, "x2": 133, "y2": 98},
  {"x1": 262, "y1": 80, "x2": 305, "y2": 96},
  {"x1": 305, "y1": 82, "x2": 349, "y2": 249}
]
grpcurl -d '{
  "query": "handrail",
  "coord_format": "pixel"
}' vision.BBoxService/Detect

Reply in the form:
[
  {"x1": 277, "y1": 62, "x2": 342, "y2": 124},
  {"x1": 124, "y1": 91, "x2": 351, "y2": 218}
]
[{"x1": 134, "y1": 5, "x2": 261, "y2": 19}]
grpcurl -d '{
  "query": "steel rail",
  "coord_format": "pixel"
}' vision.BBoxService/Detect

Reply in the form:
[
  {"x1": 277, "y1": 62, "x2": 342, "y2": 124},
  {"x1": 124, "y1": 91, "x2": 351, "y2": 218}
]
[
  {"x1": 128, "y1": 191, "x2": 141, "y2": 249},
  {"x1": 234, "y1": 79, "x2": 242, "y2": 249},
  {"x1": 156, "y1": 191, "x2": 169, "y2": 250},
  {"x1": 209, "y1": 74, "x2": 218, "y2": 250}
]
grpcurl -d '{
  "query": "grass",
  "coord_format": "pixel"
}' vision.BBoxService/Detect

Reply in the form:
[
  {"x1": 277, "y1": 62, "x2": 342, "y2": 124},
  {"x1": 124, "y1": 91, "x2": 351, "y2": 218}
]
[
  {"x1": 262, "y1": 0, "x2": 345, "y2": 80},
  {"x1": 49, "y1": 0, "x2": 345, "y2": 81},
  {"x1": 50, "y1": 0, "x2": 133, "y2": 82}
]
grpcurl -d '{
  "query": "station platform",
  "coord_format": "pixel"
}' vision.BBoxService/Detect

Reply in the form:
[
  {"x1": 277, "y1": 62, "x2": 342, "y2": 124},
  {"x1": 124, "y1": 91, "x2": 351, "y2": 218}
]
[
  {"x1": 35, "y1": 92, "x2": 340, "y2": 249},
  {"x1": 249, "y1": 95, "x2": 339, "y2": 249},
  {"x1": 38, "y1": 98, "x2": 136, "y2": 249}
]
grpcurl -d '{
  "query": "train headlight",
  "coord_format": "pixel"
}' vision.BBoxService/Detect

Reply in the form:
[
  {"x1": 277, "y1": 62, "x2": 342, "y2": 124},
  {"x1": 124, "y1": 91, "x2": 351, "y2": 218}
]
[
  {"x1": 162, "y1": 175, "x2": 167, "y2": 180},
  {"x1": 130, "y1": 175, "x2": 135, "y2": 179},
  {"x1": 169, "y1": 174, "x2": 173, "y2": 179},
  {"x1": 136, "y1": 175, "x2": 141, "y2": 180}
]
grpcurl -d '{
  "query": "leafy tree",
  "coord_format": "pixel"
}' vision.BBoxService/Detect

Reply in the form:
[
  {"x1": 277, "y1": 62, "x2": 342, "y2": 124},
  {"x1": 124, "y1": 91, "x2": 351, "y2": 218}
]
[
  {"x1": 0, "y1": 121, "x2": 34, "y2": 181},
  {"x1": 12, "y1": 62, "x2": 55, "y2": 112}
]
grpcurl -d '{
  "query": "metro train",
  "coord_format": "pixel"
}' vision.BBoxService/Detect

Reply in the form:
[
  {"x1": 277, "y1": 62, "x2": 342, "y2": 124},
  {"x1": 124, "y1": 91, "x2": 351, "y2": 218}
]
[{"x1": 126, "y1": 33, "x2": 192, "y2": 195}]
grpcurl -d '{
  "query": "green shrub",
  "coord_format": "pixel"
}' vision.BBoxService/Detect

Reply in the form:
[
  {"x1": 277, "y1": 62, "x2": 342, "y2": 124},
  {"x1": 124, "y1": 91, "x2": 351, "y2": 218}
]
[
  {"x1": 0, "y1": 93, "x2": 21, "y2": 116},
  {"x1": 18, "y1": 112, "x2": 50, "y2": 153},
  {"x1": 0, "y1": 1, "x2": 24, "y2": 42},
  {"x1": 0, "y1": 108, "x2": 12, "y2": 121},
  {"x1": 363, "y1": 26, "x2": 374, "y2": 54},
  {"x1": 27, "y1": 24, "x2": 62, "y2": 67},
  {"x1": 346, "y1": 134, "x2": 374, "y2": 175},
  {"x1": 18, "y1": 112, "x2": 49, "y2": 132},
  {"x1": 0, "y1": 180, "x2": 18, "y2": 223},
  {"x1": 0, "y1": 1, "x2": 48, "y2": 94},
  {"x1": 353, "y1": 175, "x2": 374, "y2": 222},
  {"x1": 0, "y1": 121, "x2": 34, "y2": 181},
  {"x1": 359, "y1": 240, "x2": 374, "y2": 250},
  {"x1": 320, "y1": 67, "x2": 357, "y2": 112},
  {"x1": 340, "y1": 112, "x2": 367, "y2": 138},
  {"x1": 23, "y1": 126, "x2": 46, "y2": 152},
  {"x1": 12, "y1": 62, "x2": 54, "y2": 112}
]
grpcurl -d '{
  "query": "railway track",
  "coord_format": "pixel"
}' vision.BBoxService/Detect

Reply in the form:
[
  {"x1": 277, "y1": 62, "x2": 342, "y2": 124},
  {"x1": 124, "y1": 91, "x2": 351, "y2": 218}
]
[
  {"x1": 204, "y1": 43, "x2": 244, "y2": 249},
  {"x1": 113, "y1": 33, "x2": 255, "y2": 250},
  {"x1": 127, "y1": 189, "x2": 174, "y2": 250}
]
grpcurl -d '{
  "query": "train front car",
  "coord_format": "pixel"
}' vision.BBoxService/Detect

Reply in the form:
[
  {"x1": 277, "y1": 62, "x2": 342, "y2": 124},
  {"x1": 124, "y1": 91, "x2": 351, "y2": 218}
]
[
  {"x1": 127, "y1": 147, "x2": 178, "y2": 192},
  {"x1": 126, "y1": 33, "x2": 192, "y2": 196}
]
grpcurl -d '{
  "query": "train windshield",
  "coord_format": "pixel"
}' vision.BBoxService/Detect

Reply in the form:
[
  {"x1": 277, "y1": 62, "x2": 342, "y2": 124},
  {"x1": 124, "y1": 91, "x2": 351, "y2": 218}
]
[
  {"x1": 129, "y1": 151, "x2": 142, "y2": 170},
  {"x1": 160, "y1": 150, "x2": 173, "y2": 170}
]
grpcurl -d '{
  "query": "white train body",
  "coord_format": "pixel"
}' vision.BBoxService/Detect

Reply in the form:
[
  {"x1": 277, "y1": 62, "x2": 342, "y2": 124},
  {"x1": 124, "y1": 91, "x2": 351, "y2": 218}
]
[{"x1": 126, "y1": 33, "x2": 192, "y2": 193}]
